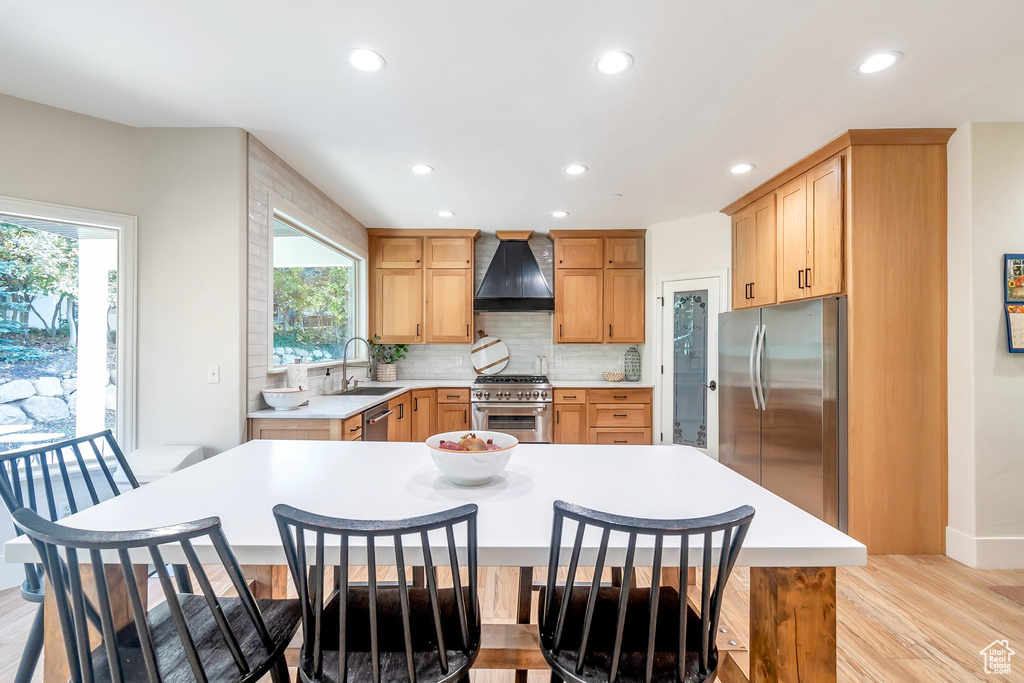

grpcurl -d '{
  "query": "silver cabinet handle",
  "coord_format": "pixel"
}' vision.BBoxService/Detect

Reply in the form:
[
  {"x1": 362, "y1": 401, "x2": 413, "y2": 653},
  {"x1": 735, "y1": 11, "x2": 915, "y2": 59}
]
[
  {"x1": 367, "y1": 409, "x2": 394, "y2": 425},
  {"x1": 755, "y1": 324, "x2": 767, "y2": 410},
  {"x1": 748, "y1": 325, "x2": 760, "y2": 409}
]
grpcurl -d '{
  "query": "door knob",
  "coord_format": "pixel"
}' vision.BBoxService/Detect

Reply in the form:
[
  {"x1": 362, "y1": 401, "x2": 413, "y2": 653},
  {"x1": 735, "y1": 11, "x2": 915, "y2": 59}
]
[{"x1": 704, "y1": 380, "x2": 717, "y2": 391}]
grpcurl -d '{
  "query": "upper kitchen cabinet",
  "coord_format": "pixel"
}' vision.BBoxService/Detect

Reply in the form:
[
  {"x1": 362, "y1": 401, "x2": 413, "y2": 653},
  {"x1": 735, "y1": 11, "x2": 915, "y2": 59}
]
[
  {"x1": 368, "y1": 229, "x2": 480, "y2": 344},
  {"x1": 555, "y1": 236, "x2": 603, "y2": 268},
  {"x1": 731, "y1": 194, "x2": 776, "y2": 309},
  {"x1": 425, "y1": 236, "x2": 474, "y2": 268},
  {"x1": 551, "y1": 230, "x2": 646, "y2": 344},
  {"x1": 374, "y1": 236, "x2": 422, "y2": 268}
]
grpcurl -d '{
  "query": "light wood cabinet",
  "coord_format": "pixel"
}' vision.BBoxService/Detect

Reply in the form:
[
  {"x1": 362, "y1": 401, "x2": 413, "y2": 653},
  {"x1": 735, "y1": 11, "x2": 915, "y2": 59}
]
[
  {"x1": 555, "y1": 237, "x2": 603, "y2": 268},
  {"x1": 248, "y1": 418, "x2": 340, "y2": 441},
  {"x1": 555, "y1": 269, "x2": 604, "y2": 343},
  {"x1": 342, "y1": 415, "x2": 363, "y2": 441},
  {"x1": 410, "y1": 389, "x2": 436, "y2": 442},
  {"x1": 605, "y1": 237, "x2": 644, "y2": 268},
  {"x1": 603, "y1": 269, "x2": 645, "y2": 342},
  {"x1": 374, "y1": 237, "x2": 422, "y2": 268},
  {"x1": 372, "y1": 269, "x2": 422, "y2": 343},
  {"x1": 554, "y1": 403, "x2": 588, "y2": 444},
  {"x1": 387, "y1": 391, "x2": 412, "y2": 441},
  {"x1": 586, "y1": 387, "x2": 652, "y2": 445},
  {"x1": 368, "y1": 230, "x2": 479, "y2": 345},
  {"x1": 590, "y1": 428, "x2": 652, "y2": 445},
  {"x1": 436, "y1": 403, "x2": 469, "y2": 432},
  {"x1": 732, "y1": 194, "x2": 776, "y2": 309},
  {"x1": 436, "y1": 388, "x2": 470, "y2": 403},
  {"x1": 425, "y1": 268, "x2": 472, "y2": 343},
  {"x1": 776, "y1": 155, "x2": 844, "y2": 303},
  {"x1": 425, "y1": 237, "x2": 473, "y2": 268}
]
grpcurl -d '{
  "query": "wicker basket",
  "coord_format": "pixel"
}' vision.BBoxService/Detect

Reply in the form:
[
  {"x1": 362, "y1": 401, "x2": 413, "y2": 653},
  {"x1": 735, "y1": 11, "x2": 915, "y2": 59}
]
[
  {"x1": 375, "y1": 363, "x2": 398, "y2": 382},
  {"x1": 603, "y1": 371, "x2": 625, "y2": 382}
]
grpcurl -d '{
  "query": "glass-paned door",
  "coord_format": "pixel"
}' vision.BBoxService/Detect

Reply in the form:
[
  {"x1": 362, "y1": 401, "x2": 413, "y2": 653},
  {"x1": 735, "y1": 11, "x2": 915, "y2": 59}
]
[{"x1": 660, "y1": 276, "x2": 720, "y2": 459}]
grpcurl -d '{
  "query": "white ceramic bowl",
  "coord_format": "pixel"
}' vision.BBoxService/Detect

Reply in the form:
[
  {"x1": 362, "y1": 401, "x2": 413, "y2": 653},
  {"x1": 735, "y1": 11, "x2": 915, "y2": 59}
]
[
  {"x1": 262, "y1": 388, "x2": 310, "y2": 411},
  {"x1": 425, "y1": 430, "x2": 519, "y2": 486}
]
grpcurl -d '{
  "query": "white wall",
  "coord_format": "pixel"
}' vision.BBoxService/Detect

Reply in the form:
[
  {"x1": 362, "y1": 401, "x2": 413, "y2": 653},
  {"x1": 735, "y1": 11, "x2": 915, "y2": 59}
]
[
  {"x1": 644, "y1": 213, "x2": 732, "y2": 444},
  {"x1": 0, "y1": 94, "x2": 248, "y2": 454},
  {"x1": 946, "y1": 122, "x2": 1024, "y2": 568}
]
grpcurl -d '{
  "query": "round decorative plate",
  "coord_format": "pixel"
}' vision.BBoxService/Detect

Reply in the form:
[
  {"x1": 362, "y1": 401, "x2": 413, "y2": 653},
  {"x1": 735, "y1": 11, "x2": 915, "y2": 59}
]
[{"x1": 471, "y1": 336, "x2": 510, "y2": 375}]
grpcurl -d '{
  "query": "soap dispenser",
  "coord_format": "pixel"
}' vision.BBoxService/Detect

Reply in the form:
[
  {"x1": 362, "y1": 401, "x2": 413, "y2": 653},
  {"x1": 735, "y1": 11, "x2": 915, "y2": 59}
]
[{"x1": 321, "y1": 368, "x2": 333, "y2": 395}]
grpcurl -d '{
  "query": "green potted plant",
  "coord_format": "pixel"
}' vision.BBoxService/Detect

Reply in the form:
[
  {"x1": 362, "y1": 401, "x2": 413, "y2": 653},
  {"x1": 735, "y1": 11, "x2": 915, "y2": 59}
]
[{"x1": 367, "y1": 335, "x2": 408, "y2": 382}]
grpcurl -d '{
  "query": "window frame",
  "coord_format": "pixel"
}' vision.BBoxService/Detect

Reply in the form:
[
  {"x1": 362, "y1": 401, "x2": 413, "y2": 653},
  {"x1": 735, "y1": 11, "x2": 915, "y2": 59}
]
[{"x1": 267, "y1": 197, "x2": 367, "y2": 372}]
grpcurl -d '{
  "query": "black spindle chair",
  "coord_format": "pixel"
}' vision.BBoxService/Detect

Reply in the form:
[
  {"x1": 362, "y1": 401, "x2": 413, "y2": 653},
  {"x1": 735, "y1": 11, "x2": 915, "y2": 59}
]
[
  {"x1": 539, "y1": 501, "x2": 754, "y2": 683},
  {"x1": 274, "y1": 503, "x2": 481, "y2": 683},
  {"x1": 11, "y1": 506, "x2": 301, "y2": 683},
  {"x1": 0, "y1": 430, "x2": 191, "y2": 683}
]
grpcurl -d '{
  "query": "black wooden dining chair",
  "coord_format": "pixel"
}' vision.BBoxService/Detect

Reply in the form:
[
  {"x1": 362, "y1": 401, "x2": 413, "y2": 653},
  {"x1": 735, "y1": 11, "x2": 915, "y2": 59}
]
[
  {"x1": 11, "y1": 506, "x2": 301, "y2": 683},
  {"x1": 539, "y1": 501, "x2": 754, "y2": 683},
  {"x1": 274, "y1": 502, "x2": 481, "y2": 683},
  {"x1": 0, "y1": 429, "x2": 190, "y2": 683}
]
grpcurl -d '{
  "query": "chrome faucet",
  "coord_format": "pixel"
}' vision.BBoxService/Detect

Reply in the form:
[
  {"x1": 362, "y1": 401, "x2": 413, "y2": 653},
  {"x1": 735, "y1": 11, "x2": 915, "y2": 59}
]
[{"x1": 340, "y1": 336, "x2": 371, "y2": 392}]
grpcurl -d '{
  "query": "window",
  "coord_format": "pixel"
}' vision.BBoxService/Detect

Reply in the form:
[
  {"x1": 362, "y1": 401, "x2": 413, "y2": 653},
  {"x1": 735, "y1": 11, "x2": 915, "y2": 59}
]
[{"x1": 271, "y1": 215, "x2": 363, "y2": 367}]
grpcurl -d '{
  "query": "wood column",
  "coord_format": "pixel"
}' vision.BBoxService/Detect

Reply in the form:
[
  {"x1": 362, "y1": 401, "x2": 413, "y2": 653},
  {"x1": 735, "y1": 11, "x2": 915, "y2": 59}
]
[
  {"x1": 44, "y1": 564, "x2": 149, "y2": 683},
  {"x1": 244, "y1": 564, "x2": 290, "y2": 599},
  {"x1": 749, "y1": 566, "x2": 836, "y2": 683}
]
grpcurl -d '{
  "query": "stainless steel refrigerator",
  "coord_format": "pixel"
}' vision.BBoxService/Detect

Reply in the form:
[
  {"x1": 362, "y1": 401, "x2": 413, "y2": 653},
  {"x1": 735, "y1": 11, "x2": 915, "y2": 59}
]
[{"x1": 718, "y1": 297, "x2": 847, "y2": 531}]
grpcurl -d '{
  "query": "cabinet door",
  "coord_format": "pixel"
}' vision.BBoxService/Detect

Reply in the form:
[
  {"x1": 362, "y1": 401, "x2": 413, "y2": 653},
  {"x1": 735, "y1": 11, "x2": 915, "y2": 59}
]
[
  {"x1": 605, "y1": 237, "x2": 645, "y2": 268},
  {"x1": 249, "y1": 418, "x2": 339, "y2": 440},
  {"x1": 776, "y1": 176, "x2": 809, "y2": 303},
  {"x1": 555, "y1": 237, "x2": 604, "y2": 268},
  {"x1": 387, "y1": 392, "x2": 412, "y2": 441},
  {"x1": 555, "y1": 269, "x2": 603, "y2": 343},
  {"x1": 436, "y1": 403, "x2": 469, "y2": 432},
  {"x1": 425, "y1": 237, "x2": 473, "y2": 268},
  {"x1": 750, "y1": 194, "x2": 777, "y2": 307},
  {"x1": 732, "y1": 206, "x2": 757, "y2": 309},
  {"x1": 425, "y1": 269, "x2": 472, "y2": 343},
  {"x1": 342, "y1": 415, "x2": 363, "y2": 441},
  {"x1": 807, "y1": 155, "x2": 844, "y2": 297},
  {"x1": 590, "y1": 428, "x2": 652, "y2": 445},
  {"x1": 373, "y1": 269, "x2": 423, "y2": 343},
  {"x1": 554, "y1": 403, "x2": 588, "y2": 444},
  {"x1": 410, "y1": 389, "x2": 436, "y2": 442},
  {"x1": 603, "y1": 269, "x2": 645, "y2": 342},
  {"x1": 374, "y1": 237, "x2": 422, "y2": 268}
]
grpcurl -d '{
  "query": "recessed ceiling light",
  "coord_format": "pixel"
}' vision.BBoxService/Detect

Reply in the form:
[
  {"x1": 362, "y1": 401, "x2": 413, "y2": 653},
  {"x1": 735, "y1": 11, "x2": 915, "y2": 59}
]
[
  {"x1": 564, "y1": 164, "x2": 588, "y2": 175},
  {"x1": 730, "y1": 163, "x2": 755, "y2": 174},
  {"x1": 551, "y1": 211, "x2": 569, "y2": 218},
  {"x1": 856, "y1": 51, "x2": 902, "y2": 74},
  {"x1": 437, "y1": 210, "x2": 454, "y2": 218},
  {"x1": 348, "y1": 48, "x2": 386, "y2": 72},
  {"x1": 596, "y1": 51, "x2": 633, "y2": 75},
  {"x1": 411, "y1": 164, "x2": 434, "y2": 175}
]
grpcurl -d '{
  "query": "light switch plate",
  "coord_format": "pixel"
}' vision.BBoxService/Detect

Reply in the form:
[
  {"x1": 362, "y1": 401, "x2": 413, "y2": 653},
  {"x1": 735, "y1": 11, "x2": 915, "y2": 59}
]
[
  {"x1": 455, "y1": 356, "x2": 463, "y2": 366},
  {"x1": 207, "y1": 365, "x2": 220, "y2": 384},
  {"x1": 555, "y1": 356, "x2": 563, "y2": 367}
]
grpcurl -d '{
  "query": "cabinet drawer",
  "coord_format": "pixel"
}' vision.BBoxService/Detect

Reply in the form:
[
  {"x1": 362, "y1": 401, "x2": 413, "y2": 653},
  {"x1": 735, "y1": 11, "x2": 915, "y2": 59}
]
[
  {"x1": 589, "y1": 404, "x2": 651, "y2": 428},
  {"x1": 342, "y1": 415, "x2": 363, "y2": 441},
  {"x1": 588, "y1": 388, "x2": 652, "y2": 404},
  {"x1": 437, "y1": 388, "x2": 470, "y2": 403},
  {"x1": 554, "y1": 389, "x2": 587, "y2": 404},
  {"x1": 590, "y1": 428, "x2": 651, "y2": 445}
]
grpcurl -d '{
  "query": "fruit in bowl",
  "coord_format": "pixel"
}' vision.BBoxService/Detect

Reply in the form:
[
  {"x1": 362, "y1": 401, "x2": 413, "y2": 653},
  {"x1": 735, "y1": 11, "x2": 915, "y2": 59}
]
[{"x1": 425, "y1": 430, "x2": 518, "y2": 486}]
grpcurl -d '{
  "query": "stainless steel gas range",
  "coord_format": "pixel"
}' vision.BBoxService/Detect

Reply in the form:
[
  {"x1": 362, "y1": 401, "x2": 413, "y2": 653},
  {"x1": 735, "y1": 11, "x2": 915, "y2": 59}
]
[{"x1": 471, "y1": 375, "x2": 553, "y2": 443}]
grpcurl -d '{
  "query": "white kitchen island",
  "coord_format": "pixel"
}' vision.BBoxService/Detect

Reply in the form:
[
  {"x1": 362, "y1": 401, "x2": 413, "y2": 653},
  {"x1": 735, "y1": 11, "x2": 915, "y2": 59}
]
[{"x1": 4, "y1": 439, "x2": 865, "y2": 682}]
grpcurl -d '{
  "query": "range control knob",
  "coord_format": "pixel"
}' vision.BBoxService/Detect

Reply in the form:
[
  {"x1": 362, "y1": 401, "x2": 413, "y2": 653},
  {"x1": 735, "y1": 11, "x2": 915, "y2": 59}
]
[
  {"x1": 484, "y1": 391, "x2": 490, "y2": 399},
  {"x1": 516, "y1": 391, "x2": 523, "y2": 398},
  {"x1": 532, "y1": 390, "x2": 540, "y2": 398},
  {"x1": 541, "y1": 391, "x2": 548, "y2": 399},
  {"x1": 474, "y1": 390, "x2": 482, "y2": 398}
]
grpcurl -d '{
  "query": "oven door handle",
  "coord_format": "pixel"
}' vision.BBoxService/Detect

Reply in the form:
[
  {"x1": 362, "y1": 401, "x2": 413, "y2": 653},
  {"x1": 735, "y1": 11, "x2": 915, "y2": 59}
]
[{"x1": 474, "y1": 404, "x2": 549, "y2": 414}]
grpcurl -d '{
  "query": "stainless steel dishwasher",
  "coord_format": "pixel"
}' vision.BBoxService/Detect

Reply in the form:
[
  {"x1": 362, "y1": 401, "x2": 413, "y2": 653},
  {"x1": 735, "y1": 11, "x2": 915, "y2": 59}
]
[{"x1": 362, "y1": 402, "x2": 392, "y2": 441}]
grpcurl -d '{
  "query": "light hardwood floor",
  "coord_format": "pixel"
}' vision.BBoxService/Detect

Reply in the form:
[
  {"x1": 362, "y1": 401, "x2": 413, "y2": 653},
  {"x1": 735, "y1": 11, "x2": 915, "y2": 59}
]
[{"x1": 2, "y1": 556, "x2": 1023, "y2": 682}]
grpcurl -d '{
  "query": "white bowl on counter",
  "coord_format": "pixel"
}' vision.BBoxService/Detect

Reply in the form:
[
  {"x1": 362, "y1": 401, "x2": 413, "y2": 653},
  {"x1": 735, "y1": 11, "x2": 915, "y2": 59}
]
[
  {"x1": 262, "y1": 388, "x2": 310, "y2": 411},
  {"x1": 425, "y1": 430, "x2": 519, "y2": 486}
]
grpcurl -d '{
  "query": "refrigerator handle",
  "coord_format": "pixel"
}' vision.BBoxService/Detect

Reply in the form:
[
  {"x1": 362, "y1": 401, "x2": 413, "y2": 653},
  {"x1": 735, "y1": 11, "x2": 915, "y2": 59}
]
[
  {"x1": 748, "y1": 325, "x2": 760, "y2": 409},
  {"x1": 755, "y1": 324, "x2": 767, "y2": 410}
]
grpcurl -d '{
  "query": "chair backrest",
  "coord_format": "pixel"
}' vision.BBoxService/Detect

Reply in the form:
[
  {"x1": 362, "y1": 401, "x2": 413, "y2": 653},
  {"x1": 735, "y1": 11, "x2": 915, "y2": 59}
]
[
  {"x1": 273, "y1": 503, "x2": 480, "y2": 683},
  {"x1": 12, "y1": 507, "x2": 278, "y2": 683},
  {"x1": 0, "y1": 430, "x2": 137, "y2": 594},
  {"x1": 539, "y1": 500, "x2": 755, "y2": 683}
]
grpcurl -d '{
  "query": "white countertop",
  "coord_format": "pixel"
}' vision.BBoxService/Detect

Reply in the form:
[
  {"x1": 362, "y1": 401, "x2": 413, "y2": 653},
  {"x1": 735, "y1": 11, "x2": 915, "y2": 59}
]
[
  {"x1": 248, "y1": 378, "x2": 655, "y2": 419},
  {"x1": 3, "y1": 440, "x2": 866, "y2": 569}
]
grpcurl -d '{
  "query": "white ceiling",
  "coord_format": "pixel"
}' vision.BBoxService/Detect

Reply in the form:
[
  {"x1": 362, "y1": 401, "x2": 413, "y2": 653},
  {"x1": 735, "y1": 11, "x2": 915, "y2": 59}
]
[{"x1": 1, "y1": 1, "x2": 1022, "y2": 231}]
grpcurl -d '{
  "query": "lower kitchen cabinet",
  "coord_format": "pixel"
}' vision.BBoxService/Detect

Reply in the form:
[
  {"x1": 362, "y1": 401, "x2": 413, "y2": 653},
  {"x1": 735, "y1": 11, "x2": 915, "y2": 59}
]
[
  {"x1": 410, "y1": 389, "x2": 436, "y2": 441},
  {"x1": 387, "y1": 391, "x2": 412, "y2": 441},
  {"x1": 554, "y1": 403, "x2": 588, "y2": 444},
  {"x1": 342, "y1": 414, "x2": 363, "y2": 441},
  {"x1": 248, "y1": 418, "x2": 340, "y2": 441},
  {"x1": 587, "y1": 387, "x2": 653, "y2": 445},
  {"x1": 436, "y1": 403, "x2": 469, "y2": 432},
  {"x1": 590, "y1": 428, "x2": 652, "y2": 445}
]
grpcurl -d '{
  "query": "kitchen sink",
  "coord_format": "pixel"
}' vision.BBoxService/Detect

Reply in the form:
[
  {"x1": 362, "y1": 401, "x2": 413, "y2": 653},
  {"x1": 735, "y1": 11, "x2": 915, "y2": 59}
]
[{"x1": 326, "y1": 386, "x2": 403, "y2": 397}]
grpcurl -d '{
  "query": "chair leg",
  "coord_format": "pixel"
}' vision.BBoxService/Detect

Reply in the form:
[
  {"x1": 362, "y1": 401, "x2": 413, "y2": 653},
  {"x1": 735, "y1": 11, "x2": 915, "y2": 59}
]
[
  {"x1": 15, "y1": 604, "x2": 44, "y2": 683},
  {"x1": 550, "y1": 673, "x2": 563, "y2": 683},
  {"x1": 173, "y1": 564, "x2": 193, "y2": 593},
  {"x1": 269, "y1": 657, "x2": 290, "y2": 683}
]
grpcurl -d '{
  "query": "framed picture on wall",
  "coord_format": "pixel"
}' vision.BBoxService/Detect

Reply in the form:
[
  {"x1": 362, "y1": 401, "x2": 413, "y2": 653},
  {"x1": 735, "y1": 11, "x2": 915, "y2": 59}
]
[
  {"x1": 1006, "y1": 305, "x2": 1024, "y2": 353},
  {"x1": 1006, "y1": 253, "x2": 1024, "y2": 303}
]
